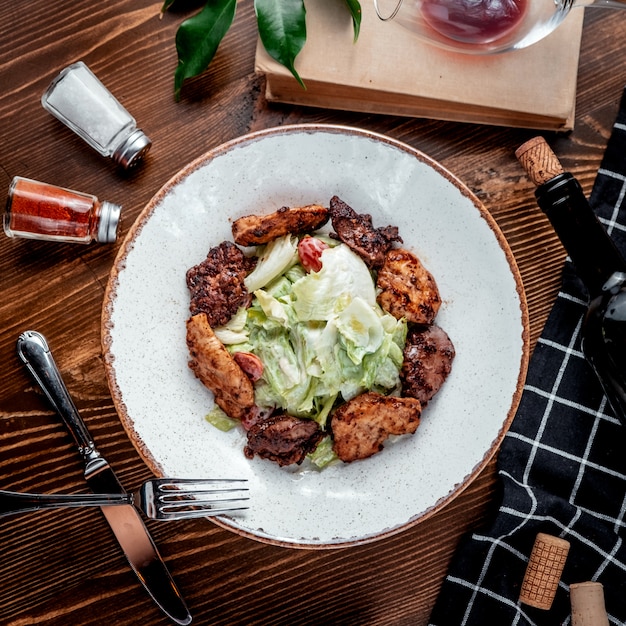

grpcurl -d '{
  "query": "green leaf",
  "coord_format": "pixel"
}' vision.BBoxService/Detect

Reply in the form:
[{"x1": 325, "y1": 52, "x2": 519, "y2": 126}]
[
  {"x1": 173, "y1": 0, "x2": 237, "y2": 99},
  {"x1": 254, "y1": 0, "x2": 306, "y2": 89},
  {"x1": 343, "y1": 0, "x2": 362, "y2": 41},
  {"x1": 161, "y1": 0, "x2": 176, "y2": 12},
  {"x1": 205, "y1": 406, "x2": 239, "y2": 431}
]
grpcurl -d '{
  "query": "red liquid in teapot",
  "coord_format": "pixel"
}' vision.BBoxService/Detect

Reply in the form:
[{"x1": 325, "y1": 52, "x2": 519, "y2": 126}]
[{"x1": 421, "y1": 0, "x2": 527, "y2": 45}]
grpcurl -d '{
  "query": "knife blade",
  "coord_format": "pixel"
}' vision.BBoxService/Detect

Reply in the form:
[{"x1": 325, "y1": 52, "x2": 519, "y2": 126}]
[{"x1": 16, "y1": 330, "x2": 192, "y2": 625}]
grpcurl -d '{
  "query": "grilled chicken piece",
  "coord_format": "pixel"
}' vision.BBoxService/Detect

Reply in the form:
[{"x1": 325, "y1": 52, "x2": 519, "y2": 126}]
[
  {"x1": 186, "y1": 241, "x2": 256, "y2": 327},
  {"x1": 401, "y1": 325, "x2": 455, "y2": 405},
  {"x1": 244, "y1": 414, "x2": 325, "y2": 466},
  {"x1": 186, "y1": 313, "x2": 255, "y2": 420},
  {"x1": 232, "y1": 204, "x2": 329, "y2": 246},
  {"x1": 328, "y1": 196, "x2": 402, "y2": 269},
  {"x1": 331, "y1": 392, "x2": 421, "y2": 462},
  {"x1": 376, "y1": 248, "x2": 441, "y2": 325}
]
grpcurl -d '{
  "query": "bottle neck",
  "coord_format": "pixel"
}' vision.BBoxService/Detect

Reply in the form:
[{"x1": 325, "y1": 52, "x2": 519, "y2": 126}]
[{"x1": 535, "y1": 172, "x2": 626, "y2": 297}]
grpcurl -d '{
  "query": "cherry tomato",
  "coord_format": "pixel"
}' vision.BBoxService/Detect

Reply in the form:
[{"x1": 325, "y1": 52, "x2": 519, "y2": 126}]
[
  {"x1": 298, "y1": 236, "x2": 328, "y2": 272},
  {"x1": 233, "y1": 351, "x2": 264, "y2": 382}
]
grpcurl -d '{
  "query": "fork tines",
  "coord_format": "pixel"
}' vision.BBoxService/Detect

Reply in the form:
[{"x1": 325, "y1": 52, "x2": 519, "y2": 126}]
[{"x1": 153, "y1": 478, "x2": 250, "y2": 520}]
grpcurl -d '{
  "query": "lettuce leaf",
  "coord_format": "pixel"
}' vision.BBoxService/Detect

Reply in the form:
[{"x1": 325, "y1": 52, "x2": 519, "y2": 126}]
[
  {"x1": 238, "y1": 242, "x2": 407, "y2": 420},
  {"x1": 244, "y1": 234, "x2": 299, "y2": 292}
]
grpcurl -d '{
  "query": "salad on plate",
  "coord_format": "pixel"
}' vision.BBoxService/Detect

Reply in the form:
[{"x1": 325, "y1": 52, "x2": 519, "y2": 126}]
[{"x1": 185, "y1": 196, "x2": 455, "y2": 469}]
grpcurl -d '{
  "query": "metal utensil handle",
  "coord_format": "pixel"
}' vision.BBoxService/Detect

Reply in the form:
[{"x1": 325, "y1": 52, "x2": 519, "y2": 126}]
[
  {"x1": 16, "y1": 330, "x2": 97, "y2": 459},
  {"x1": 0, "y1": 489, "x2": 130, "y2": 518}
]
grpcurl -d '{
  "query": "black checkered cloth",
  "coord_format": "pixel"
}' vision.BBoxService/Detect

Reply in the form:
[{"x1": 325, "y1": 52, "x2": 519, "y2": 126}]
[{"x1": 429, "y1": 89, "x2": 626, "y2": 625}]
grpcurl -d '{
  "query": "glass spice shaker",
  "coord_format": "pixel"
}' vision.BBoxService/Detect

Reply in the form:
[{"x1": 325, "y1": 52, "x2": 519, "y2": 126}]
[
  {"x1": 41, "y1": 61, "x2": 152, "y2": 169},
  {"x1": 4, "y1": 176, "x2": 121, "y2": 244}
]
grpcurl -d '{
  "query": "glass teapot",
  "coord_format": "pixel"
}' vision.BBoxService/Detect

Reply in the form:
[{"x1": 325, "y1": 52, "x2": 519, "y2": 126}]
[{"x1": 374, "y1": 0, "x2": 623, "y2": 54}]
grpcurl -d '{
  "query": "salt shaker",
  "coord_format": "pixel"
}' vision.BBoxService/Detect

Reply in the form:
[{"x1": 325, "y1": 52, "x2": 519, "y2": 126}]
[
  {"x1": 41, "y1": 61, "x2": 151, "y2": 169},
  {"x1": 4, "y1": 176, "x2": 121, "y2": 244}
]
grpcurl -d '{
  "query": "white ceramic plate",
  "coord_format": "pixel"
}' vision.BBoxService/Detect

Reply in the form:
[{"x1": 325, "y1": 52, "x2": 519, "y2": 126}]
[{"x1": 102, "y1": 124, "x2": 529, "y2": 549}]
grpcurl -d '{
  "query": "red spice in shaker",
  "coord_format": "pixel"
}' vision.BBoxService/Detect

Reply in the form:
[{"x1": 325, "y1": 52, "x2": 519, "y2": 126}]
[{"x1": 4, "y1": 176, "x2": 121, "y2": 243}]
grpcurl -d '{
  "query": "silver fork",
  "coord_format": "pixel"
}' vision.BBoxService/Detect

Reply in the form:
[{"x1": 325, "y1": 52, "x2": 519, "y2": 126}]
[{"x1": 0, "y1": 477, "x2": 249, "y2": 521}]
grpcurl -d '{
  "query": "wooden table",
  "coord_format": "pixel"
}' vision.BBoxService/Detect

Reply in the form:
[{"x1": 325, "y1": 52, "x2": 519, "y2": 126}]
[{"x1": 1, "y1": 2, "x2": 624, "y2": 624}]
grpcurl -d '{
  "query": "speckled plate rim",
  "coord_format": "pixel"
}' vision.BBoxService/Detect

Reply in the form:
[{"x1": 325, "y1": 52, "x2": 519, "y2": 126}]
[{"x1": 102, "y1": 123, "x2": 530, "y2": 549}]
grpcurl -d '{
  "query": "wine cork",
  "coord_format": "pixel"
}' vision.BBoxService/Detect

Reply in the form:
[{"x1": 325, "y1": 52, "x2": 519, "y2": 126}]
[
  {"x1": 519, "y1": 532, "x2": 570, "y2": 609},
  {"x1": 570, "y1": 582, "x2": 609, "y2": 626},
  {"x1": 515, "y1": 136, "x2": 565, "y2": 186}
]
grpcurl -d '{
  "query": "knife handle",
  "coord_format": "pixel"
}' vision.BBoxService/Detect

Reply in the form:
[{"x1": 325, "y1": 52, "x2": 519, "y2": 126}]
[{"x1": 16, "y1": 330, "x2": 98, "y2": 461}]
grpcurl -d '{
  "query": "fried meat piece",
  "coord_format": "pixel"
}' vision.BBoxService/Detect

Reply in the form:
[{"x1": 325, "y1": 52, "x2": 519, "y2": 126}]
[
  {"x1": 401, "y1": 325, "x2": 455, "y2": 405},
  {"x1": 244, "y1": 414, "x2": 325, "y2": 466},
  {"x1": 376, "y1": 248, "x2": 441, "y2": 325},
  {"x1": 232, "y1": 205, "x2": 329, "y2": 246},
  {"x1": 186, "y1": 313, "x2": 255, "y2": 420},
  {"x1": 331, "y1": 392, "x2": 421, "y2": 462},
  {"x1": 186, "y1": 241, "x2": 256, "y2": 328},
  {"x1": 328, "y1": 196, "x2": 402, "y2": 269}
]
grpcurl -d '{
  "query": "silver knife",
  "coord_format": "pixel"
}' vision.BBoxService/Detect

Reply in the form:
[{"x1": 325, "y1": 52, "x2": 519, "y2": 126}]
[{"x1": 16, "y1": 330, "x2": 192, "y2": 625}]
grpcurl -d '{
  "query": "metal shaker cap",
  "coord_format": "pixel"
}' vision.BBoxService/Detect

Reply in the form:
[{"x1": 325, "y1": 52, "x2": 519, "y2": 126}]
[
  {"x1": 112, "y1": 128, "x2": 152, "y2": 169},
  {"x1": 97, "y1": 201, "x2": 122, "y2": 243}
]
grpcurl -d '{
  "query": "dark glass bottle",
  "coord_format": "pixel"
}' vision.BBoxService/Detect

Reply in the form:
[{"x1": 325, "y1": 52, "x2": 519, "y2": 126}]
[{"x1": 517, "y1": 137, "x2": 626, "y2": 426}]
